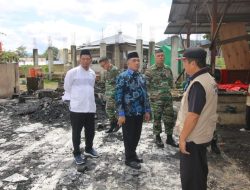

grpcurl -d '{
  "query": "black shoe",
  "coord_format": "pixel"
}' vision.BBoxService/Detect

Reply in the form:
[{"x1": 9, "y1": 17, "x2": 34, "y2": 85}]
[
  {"x1": 84, "y1": 148, "x2": 99, "y2": 158},
  {"x1": 155, "y1": 135, "x2": 164, "y2": 148},
  {"x1": 125, "y1": 160, "x2": 141, "y2": 169},
  {"x1": 113, "y1": 125, "x2": 121, "y2": 132},
  {"x1": 134, "y1": 156, "x2": 143, "y2": 163},
  {"x1": 105, "y1": 126, "x2": 115, "y2": 133},
  {"x1": 105, "y1": 120, "x2": 117, "y2": 133},
  {"x1": 74, "y1": 155, "x2": 85, "y2": 165},
  {"x1": 166, "y1": 135, "x2": 179, "y2": 148},
  {"x1": 211, "y1": 139, "x2": 221, "y2": 154},
  {"x1": 97, "y1": 122, "x2": 104, "y2": 130}
]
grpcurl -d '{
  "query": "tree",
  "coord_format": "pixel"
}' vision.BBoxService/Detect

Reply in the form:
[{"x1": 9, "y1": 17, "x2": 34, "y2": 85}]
[
  {"x1": 0, "y1": 51, "x2": 19, "y2": 63},
  {"x1": 42, "y1": 46, "x2": 59, "y2": 61},
  {"x1": 16, "y1": 45, "x2": 28, "y2": 57}
]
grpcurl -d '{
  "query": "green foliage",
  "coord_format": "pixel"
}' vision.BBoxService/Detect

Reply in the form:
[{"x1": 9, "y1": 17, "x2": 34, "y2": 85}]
[
  {"x1": 42, "y1": 46, "x2": 59, "y2": 61},
  {"x1": 16, "y1": 45, "x2": 28, "y2": 57},
  {"x1": 0, "y1": 51, "x2": 19, "y2": 63},
  {"x1": 203, "y1": 34, "x2": 211, "y2": 40},
  {"x1": 44, "y1": 78, "x2": 59, "y2": 83},
  {"x1": 41, "y1": 65, "x2": 49, "y2": 73}
]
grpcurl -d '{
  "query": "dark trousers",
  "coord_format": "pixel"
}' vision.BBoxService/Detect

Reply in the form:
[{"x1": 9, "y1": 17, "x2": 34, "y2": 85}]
[
  {"x1": 180, "y1": 141, "x2": 208, "y2": 190},
  {"x1": 70, "y1": 112, "x2": 95, "y2": 156},
  {"x1": 246, "y1": 106, "x2": 250, "y2": 129},
  {"x1": 122, "y1": 115, "x2": 143, "y2": 161}
]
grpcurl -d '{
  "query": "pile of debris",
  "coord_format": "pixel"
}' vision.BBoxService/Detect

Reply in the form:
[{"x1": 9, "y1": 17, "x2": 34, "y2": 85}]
[
  {"x1": 0, "y1": 88, "x2": 107, "y2": 128},
  {"x1": 28, "y1": 98, "x2": 70, "y2": 123}
]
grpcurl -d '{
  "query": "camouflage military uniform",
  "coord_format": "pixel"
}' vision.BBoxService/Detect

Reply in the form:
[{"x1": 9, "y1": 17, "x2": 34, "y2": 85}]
[
  {"x1": 145, "y1": 64, "x2": 174, "y2": 135},
  {"x1": 104, "y1": 65, "x2": 120, "y2": 123}
]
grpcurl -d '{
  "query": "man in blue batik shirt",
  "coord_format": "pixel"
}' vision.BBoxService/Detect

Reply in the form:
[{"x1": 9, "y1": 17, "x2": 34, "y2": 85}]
[{"x1": 115, "y1": 51, "x2": 151, "y2": 169}]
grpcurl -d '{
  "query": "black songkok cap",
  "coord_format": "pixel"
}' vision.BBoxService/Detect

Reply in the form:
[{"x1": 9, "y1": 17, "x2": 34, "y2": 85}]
[
  {"x1": 178, "y1": 47, "x2": 206, "y2": 60},
  {"x1": 80, "y1": 49, "x2": 91, "y2": 56},
  {"x1": 127, "y1": 51, "x2": 139, "y2": 60}
]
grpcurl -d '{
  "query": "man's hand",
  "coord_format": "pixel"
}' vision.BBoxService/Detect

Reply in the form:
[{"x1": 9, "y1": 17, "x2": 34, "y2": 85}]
[
  {"x1": 179, "y1": 139, "x2": 190, "y2": 154},
  {"x1": 117, "y1": 116, "x2": 125, "y2": 126},
  {"x1": 179, "y1": 112, "x2": 199, "y2": 155},
  {"x1": 144, "y1": 112, "x2": 150, "y2": 122}
]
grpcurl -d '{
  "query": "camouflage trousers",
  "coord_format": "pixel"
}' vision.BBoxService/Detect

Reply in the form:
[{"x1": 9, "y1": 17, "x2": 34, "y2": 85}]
[
  {"x1": 105, "y1": 97, "x2": 117, "y2": 123},
  {"x1": 151, "y1": 100, "x2": 174, "y2": 135},
  {"x1": 213, "y1": 127, "x2": 219, "y2": 141}
]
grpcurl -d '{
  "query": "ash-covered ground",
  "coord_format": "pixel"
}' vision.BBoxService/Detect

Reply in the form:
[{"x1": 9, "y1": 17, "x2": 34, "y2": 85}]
[{"x1": 0, "y1": 95, "x2": 249, "y2": 190}]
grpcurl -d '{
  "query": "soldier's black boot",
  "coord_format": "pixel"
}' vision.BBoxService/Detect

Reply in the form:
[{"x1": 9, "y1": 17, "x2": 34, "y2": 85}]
[
  {"x1": 113, "y1": 124, "x2": 121, "y2": 132},
  {"x1": 211, "y1": 139, "x2": 221, "y2": 154},
  {"x1": 155, "y1": 135, "x2": 164, "y2": 148},
  {"x1": 105, "y1": 121, "x2": 116, "y2": 133},
  {"x1": 113, "y1": 119, "x2": 121, "y2": 132},
  {"x1": 166, "y1": 135, "x2": 179, "y2": 148}
]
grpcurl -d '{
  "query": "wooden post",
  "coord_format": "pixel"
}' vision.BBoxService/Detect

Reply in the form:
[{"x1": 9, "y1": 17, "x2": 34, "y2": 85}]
[{"x1": 210, "y1": 0, "x2": 217, "y2": 75}]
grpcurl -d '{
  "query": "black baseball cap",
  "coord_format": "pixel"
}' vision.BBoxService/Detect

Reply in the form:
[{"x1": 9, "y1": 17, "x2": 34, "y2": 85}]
[{"x1": 177, "y1": 47, "x2": 207, "y2": 60}]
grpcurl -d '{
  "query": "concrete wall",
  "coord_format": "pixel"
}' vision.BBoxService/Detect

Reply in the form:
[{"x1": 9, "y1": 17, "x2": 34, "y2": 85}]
[
  {"x1": 52, "y1": 64, "x2": 65, "y2": 73},
  {"x1": 171, "y1": 35, "x2": 180, "y2": 82},
  {"x1": 51, "y1": 63, "x2": 104, "y2": 80},
  {"x1": 0, "y1": 63, "x2": 19, "y2": 98}
]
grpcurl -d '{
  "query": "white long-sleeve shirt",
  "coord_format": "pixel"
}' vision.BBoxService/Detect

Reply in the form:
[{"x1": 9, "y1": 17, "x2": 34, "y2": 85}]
[{"x1": 62, "y1": 65, "x2": 96, "y2": 113}]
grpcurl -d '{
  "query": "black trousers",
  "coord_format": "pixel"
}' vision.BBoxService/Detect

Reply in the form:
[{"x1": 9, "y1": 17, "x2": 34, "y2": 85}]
[
  {"x1": 70, "y1": 112, "x2": 95, "y2": 156},
  {"x1": 180, "y1": 141, "x2": 209, "y2": 190},
  {"x1": 246, "y1": 106, "x2": 250, "y2": 130},
  {"x1": 122, "y1": 115, "x2": 143, "y2": 162}
]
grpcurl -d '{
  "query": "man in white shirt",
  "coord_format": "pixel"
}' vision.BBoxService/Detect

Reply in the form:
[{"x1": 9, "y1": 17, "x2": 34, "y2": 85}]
[{"x1": 63, "y1": 49, "x2": 99, "y2": 165}]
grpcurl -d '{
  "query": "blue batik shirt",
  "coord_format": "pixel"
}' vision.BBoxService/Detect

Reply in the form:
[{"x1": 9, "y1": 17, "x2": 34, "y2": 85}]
[{"x1": 115, "y1": 68, "x2": 151, "y2": 117}]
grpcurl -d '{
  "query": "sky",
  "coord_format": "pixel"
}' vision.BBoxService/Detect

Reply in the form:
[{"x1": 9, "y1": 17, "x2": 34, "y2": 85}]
[{"x1": 0, "y1": 0, "x2": 173, "y2": 53}]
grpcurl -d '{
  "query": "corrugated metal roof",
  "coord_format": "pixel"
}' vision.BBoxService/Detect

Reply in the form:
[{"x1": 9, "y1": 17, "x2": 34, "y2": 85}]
[{"x1": 165, "y1": 0, "x2": 250, "y2": 34}]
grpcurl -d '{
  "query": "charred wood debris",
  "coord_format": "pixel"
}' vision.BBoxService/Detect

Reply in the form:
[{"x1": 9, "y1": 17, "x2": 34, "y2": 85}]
[{"x1": 0, "y1": 81, "x2": 108, "y2": 128}]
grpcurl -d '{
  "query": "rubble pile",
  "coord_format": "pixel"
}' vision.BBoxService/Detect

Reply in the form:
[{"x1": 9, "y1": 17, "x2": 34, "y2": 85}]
[
  {"x1": 0, "y1": 80, "x2": 108, "y2": 125},
  {"x1": 2, "y1": 92, "x2": 108, "y2": 127},
  {"x1": 28, "y1": 98, "x2": 70, "y2": 123}
]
